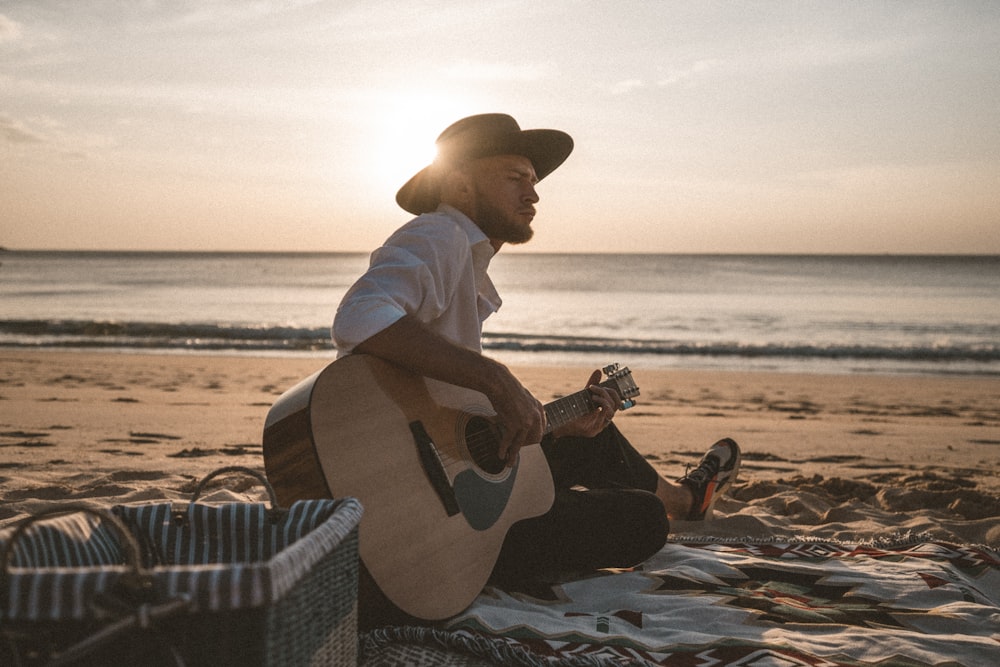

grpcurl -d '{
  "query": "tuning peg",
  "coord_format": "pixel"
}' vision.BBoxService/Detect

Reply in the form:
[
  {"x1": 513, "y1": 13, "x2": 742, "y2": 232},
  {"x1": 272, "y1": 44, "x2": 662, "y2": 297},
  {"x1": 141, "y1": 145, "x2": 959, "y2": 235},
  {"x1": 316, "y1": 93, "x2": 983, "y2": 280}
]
[{"x1": 602, "y1": 363, "x2": 621, "y2": 377}]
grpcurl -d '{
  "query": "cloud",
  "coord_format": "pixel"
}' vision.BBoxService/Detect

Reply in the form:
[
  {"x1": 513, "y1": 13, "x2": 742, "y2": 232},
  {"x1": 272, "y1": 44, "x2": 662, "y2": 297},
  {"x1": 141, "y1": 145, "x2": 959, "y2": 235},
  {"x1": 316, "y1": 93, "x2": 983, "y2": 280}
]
[
  {"x1": 1, "y1": 115, "x2": 45, "y2": 144},
  {"x1": 0, "y1": 113, "x2": 100, "y2": 162},
  {"x1": 0, "y1": 13, "x2": 23, "y2": 42},
  {"x1": 609, "y1": 79, "x2": 645, "y2": 95},
  {"x1": 657, "y1": 59, "x2": 723, "y2": 86}
]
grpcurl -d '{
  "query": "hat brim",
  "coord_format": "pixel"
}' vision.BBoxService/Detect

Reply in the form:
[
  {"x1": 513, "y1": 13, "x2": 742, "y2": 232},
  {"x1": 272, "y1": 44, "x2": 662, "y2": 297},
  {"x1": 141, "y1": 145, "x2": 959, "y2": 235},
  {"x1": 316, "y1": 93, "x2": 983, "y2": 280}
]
[{"x1": 395, "y1": 128, "x2": 573, "y2": 215}]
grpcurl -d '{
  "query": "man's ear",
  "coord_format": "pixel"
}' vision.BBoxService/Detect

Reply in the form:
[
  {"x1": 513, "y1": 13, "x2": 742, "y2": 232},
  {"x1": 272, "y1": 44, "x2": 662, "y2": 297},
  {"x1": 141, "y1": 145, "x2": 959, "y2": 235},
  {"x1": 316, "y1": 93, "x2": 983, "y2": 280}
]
[{"x1": 439, "y1": 165, "x2": 475, "y2": 209}]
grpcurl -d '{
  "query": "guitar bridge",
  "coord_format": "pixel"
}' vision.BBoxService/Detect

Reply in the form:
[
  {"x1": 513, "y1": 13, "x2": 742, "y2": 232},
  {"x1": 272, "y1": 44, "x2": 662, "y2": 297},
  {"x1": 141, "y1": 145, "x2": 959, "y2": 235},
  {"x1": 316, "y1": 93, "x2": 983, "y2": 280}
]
[{"x1": 409, "y1": 421, "x2": 461, "y2": 517}]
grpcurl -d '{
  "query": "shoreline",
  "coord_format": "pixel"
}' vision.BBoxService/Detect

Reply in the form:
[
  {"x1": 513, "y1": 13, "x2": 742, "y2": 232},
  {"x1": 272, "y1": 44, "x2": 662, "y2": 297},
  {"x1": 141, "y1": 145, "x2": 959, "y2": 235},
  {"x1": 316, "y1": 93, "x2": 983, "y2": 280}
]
[
  {"x1": 2, "y1": 350, "x2": 999, "y2": 545},
  {"x1": 3, "y1": 344, "x2": 998, "y2": 379}
]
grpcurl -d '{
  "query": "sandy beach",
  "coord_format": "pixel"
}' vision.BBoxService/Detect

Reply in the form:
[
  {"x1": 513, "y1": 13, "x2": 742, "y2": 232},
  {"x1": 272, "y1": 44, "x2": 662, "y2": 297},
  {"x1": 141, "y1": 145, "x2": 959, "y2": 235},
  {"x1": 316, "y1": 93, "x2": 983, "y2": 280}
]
[{"x1": 2, "y1": 350, "x2": 998, "y2": 547}]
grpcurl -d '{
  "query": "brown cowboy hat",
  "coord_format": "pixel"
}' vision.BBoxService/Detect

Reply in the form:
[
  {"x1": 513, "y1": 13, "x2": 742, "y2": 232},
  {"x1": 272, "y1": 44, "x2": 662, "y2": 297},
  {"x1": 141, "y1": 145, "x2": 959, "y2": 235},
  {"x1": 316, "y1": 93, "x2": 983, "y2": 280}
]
[{"x1": 395, "y1": 113, "x2": 574, "y2": 215}]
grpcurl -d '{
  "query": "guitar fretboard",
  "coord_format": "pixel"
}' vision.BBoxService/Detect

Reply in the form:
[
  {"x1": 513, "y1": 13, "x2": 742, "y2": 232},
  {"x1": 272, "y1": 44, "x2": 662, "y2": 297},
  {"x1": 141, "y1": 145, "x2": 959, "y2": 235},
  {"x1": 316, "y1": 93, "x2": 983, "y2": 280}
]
[{"x1": 542, "y1": 380, "x2": 619, "y2": 434}]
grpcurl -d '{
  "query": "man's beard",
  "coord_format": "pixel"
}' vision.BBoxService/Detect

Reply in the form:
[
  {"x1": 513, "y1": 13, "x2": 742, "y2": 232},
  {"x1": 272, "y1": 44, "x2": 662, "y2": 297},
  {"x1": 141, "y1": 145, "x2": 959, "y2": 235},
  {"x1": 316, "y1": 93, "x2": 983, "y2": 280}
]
[{"x1": 473, "y1": 194, "x2": 534, "y2": 245}]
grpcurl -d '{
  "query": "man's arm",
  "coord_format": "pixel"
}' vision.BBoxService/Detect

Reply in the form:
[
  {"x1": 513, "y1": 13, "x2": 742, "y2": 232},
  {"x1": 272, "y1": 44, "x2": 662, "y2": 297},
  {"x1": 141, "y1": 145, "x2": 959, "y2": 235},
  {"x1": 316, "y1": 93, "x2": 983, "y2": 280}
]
[{"x1": 354, "y1": 314, "x2": 546, "y2": 465}]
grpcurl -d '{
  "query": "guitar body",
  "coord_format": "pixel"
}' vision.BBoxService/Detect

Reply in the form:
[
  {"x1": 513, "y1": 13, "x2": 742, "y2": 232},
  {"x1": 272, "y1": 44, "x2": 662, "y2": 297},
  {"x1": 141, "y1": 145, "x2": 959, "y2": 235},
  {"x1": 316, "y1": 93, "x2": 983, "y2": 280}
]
[{"x1": 262, "y1": 354, "x2": 555, "y2": 620}]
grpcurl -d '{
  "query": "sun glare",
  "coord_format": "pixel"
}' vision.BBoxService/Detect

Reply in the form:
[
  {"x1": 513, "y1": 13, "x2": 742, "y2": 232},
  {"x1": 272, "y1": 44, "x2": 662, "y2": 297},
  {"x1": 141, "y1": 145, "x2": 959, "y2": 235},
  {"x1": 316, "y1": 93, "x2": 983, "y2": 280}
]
[{"x1": 365, "y1": 91, "x2": 479, "y2": 198}]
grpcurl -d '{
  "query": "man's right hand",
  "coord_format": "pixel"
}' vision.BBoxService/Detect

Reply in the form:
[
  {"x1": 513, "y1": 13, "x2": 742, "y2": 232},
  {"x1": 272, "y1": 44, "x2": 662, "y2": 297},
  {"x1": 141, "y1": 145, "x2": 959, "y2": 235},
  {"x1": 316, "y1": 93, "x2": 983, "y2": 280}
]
[
  {"x1": 353, "y1": 316, "x2": 546, "y2": 466},
  {"x1": 483, "y1": 362, "x2": 546, "y2": 467}
]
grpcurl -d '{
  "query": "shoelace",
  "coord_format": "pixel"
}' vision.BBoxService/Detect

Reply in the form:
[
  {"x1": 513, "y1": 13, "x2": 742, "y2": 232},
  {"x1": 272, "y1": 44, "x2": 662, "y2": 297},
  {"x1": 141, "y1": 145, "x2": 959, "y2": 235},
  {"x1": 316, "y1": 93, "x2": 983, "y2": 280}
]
[{"x1": 682, "y1": 456, "x2": 720, "y2": 484}]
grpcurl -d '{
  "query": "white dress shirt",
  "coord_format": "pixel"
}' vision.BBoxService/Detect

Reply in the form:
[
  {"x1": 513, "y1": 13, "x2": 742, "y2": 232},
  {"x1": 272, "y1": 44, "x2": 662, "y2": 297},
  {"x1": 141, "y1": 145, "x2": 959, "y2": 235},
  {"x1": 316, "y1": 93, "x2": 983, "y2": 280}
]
[{"x1": 332, "y1": 204, "x2": 502, "y2": 355}]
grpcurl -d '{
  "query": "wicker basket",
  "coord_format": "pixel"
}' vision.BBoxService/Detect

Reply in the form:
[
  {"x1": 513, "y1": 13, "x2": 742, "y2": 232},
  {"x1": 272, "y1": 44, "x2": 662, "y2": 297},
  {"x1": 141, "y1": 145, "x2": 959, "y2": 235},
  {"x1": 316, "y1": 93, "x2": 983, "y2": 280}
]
[{"x1": 1, "y1": 466, "x2": 362, "y2": 666}]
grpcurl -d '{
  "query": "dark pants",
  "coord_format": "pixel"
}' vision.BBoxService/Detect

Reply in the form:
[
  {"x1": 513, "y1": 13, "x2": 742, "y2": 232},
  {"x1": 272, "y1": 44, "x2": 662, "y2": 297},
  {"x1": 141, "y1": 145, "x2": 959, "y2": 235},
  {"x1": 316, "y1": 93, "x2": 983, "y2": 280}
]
[
  {"x1": 358, "y1": 424, "x2": 668, "y2": 629},
  {"x1": 490, "y1": 424, "x2": 669, "y2": 589}
]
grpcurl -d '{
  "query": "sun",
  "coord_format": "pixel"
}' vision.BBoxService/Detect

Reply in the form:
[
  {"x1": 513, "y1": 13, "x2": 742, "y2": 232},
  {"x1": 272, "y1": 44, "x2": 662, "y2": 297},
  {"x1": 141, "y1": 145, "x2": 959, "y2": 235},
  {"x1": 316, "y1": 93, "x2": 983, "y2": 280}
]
[{"x1": 364, "y1": 90, "x2": 480, "y2": 198}]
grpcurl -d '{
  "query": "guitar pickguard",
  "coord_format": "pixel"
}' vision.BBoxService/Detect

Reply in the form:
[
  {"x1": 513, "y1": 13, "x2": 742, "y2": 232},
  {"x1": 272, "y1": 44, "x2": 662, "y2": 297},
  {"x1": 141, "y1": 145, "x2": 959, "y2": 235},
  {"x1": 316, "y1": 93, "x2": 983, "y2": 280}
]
[{"x1": 452, "y1": 464, "x2": 518, "y2": 531}]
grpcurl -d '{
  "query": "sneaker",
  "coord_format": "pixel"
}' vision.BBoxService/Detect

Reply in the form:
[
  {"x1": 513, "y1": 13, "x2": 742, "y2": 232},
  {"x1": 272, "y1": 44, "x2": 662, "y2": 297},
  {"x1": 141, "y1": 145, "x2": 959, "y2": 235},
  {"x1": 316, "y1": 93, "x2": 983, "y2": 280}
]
[{"x1": 679, "y1": 437, "x2": 741, "y2": 521}]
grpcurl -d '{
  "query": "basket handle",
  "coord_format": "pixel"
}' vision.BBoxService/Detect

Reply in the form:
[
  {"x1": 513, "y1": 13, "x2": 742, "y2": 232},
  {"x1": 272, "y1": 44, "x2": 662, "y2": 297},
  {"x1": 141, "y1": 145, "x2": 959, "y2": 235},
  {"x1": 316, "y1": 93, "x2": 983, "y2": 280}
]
[
  {"x1": 189, "y1": 466, "x2": 280, "y2": 510},
  {"x1": 1, "y1": 506, "x2": 191, "y2": 666},
  {"x1": 1, "y1": 504, "x2": 153, "y2": 620}
]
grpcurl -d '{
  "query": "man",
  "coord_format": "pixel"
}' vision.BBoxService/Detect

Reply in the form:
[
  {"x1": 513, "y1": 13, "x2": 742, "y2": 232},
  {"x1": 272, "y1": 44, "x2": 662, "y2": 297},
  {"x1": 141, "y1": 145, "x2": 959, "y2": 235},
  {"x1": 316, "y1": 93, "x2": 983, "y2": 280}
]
[{"x1": 333, "y1": 113, "x2": 740, "y2": 622}]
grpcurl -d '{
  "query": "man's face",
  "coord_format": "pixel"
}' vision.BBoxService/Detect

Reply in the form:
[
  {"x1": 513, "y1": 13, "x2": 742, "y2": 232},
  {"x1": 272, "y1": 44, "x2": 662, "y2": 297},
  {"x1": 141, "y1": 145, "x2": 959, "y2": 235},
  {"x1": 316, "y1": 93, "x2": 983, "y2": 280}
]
[{"x1": 467, "y1": 155, "x2": 540, "y2": 246}]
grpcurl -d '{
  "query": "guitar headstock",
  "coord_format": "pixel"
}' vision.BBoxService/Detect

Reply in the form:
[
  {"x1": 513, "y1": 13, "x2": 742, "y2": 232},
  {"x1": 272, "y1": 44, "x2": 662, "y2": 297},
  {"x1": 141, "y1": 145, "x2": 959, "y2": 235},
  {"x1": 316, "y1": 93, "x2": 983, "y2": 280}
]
[{"x1": 601, "y1": 363, "x2": 639, "y2": 410}]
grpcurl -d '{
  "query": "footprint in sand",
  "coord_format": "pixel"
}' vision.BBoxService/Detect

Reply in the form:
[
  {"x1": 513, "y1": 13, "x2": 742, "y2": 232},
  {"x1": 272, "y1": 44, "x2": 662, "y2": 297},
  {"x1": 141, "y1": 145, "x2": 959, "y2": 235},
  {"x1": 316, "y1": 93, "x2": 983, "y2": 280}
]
[
  {"x1": 72, "y1": 483, "x2": 138, "y2": 498},
  {"x1": 109, "y1": 470, "x2": 173, "y2": 482},
  {"x1": 5, "y1": 485, "x2": 73, "y2": 501},
  {"x1": 0, "y1": 429, "x2": 55, "y2": 450},
  {"x1": 101, "y1": 432, "x2": 183, "y2": 447},
  {"x1": 130, "y1": 431, "x2": 182, "y2": 440},
  {"x1": 0, "y1": 430, "x2": 51, "y2": 439},
  {"x1": 221, "y1": 444, "x2": 262, "y2": 456},
  {"x1": 168, "y1": 447, "x2": 218, "y2": 458}
]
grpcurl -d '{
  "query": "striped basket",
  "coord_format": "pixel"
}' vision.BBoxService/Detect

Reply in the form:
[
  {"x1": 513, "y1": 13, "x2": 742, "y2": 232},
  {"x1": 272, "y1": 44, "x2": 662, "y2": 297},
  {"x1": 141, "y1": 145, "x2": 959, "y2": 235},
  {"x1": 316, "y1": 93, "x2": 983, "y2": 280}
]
[{"x1": 1, "y1": 467, "x2": 362, "y2": 666}]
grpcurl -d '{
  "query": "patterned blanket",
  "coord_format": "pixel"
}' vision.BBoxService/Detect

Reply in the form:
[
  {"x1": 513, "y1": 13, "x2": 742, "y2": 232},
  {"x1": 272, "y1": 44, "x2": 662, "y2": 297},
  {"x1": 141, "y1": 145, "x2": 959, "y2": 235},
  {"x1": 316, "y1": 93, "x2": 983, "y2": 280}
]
[{"x1": 362, "y1": 538, "x2": 1000, "y2": 666}]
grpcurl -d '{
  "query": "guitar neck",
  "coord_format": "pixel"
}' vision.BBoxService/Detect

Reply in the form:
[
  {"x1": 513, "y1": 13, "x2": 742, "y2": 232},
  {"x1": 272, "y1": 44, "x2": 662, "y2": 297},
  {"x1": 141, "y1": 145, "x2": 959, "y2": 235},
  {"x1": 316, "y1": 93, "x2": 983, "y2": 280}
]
[{"x1": 542, "y1": 380, "x2": 611, "y2": 434}]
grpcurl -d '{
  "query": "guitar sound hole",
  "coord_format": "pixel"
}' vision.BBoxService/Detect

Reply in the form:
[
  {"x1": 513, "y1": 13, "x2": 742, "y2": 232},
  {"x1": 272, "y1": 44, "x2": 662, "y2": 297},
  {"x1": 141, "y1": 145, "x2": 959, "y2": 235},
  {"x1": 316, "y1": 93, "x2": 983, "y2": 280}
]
[{"x1": 465, "y1": 416, "x2": 506, "y2": 475}]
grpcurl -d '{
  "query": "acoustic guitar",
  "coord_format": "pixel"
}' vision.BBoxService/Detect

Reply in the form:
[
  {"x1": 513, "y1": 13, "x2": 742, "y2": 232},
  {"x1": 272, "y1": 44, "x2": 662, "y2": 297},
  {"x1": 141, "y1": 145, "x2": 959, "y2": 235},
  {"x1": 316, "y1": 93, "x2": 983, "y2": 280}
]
[{"x1": 262, "y1": 354, "x2": 639, "y2": 620}]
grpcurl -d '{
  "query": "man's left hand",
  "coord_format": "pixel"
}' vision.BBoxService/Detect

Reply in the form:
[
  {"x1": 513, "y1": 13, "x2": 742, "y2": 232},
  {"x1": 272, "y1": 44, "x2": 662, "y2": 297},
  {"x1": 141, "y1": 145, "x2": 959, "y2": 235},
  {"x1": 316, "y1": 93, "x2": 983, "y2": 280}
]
[{"x1": 551, "y1": 369, "x2": 620, "y2": 439}]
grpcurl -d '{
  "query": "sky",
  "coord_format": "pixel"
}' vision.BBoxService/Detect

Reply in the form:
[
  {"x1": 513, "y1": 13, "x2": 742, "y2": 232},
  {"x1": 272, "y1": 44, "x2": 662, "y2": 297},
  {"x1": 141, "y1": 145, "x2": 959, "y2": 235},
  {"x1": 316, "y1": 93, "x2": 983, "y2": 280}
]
[{"x1": 2, "y1": 1, "x2": 999, "y2": 254}]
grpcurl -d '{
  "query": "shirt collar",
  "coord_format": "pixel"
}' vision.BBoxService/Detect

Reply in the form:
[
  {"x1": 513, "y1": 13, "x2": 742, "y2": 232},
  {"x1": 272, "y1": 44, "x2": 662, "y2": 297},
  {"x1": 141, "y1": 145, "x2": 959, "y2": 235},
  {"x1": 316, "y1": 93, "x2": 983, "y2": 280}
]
[
  {"x1": 437, "y1": 204, "x2": 494, "y2": 256},
  {"x1": 436, "y1": 204, "x2": 502, "y2": 314}
]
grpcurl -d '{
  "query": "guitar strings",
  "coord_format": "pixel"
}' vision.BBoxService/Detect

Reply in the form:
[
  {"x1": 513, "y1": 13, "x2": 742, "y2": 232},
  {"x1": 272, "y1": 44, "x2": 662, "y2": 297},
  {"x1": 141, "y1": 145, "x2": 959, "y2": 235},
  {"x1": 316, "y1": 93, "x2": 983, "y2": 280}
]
[{"x1": 460, "y1": 383, "x2": 620, "y2": 470}]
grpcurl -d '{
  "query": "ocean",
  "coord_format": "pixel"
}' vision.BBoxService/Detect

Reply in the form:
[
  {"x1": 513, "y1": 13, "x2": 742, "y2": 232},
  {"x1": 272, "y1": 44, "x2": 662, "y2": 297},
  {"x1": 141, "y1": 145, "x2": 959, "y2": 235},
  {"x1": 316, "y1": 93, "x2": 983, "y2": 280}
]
[{"x1": 2, "y1": 251, "x2": 998, "y2": 377}]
